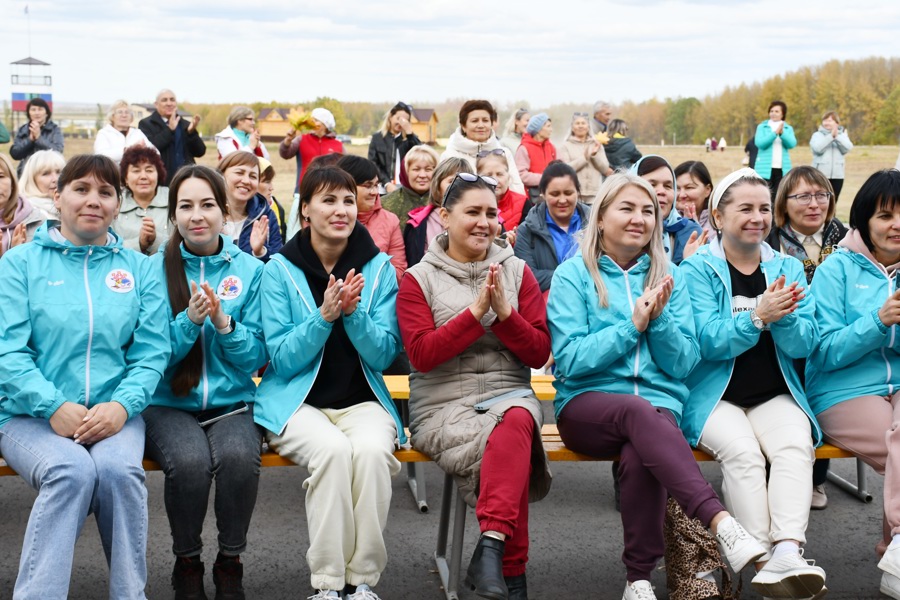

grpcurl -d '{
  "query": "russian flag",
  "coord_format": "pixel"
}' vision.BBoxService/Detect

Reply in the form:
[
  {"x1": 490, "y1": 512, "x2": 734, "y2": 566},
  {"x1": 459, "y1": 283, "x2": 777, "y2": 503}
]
[{"x1": 12, "y1": 92, "x2": 52, "y2": 112}]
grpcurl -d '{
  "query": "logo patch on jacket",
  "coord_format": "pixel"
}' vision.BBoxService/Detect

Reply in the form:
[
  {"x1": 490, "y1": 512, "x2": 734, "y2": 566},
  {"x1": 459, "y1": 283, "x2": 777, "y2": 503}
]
[
  {"x1": 217, "y1": 276, "x2": 243, "y2": 300},
  {"x1": 105, "y1": 269, "x2": 135, "y2": 293}
]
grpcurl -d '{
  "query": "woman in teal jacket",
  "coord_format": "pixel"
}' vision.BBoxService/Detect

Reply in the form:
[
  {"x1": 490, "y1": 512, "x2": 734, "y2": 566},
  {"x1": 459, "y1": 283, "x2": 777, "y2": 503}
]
[
  {"x1": 681, "y1": 168, "x2": 825, "y2": 599},
  {"x1": 548, "y1": 173, "x2": 765, "y2": 600},
  {"x1": 144, "y1": 165, "x2": 268, "y2": 599},
  {"x1": 805, "y1": 169, "x2": 900, "y2": 597},
  {"x1": 0, "y1": 154, "x2": 170, "y2": 599},
  {"x1": 754, "y1": 100, "x2": 797, "y2": 200},
  {"x1": 254, "y1": 167, "x2": 402, "y2": 600}
]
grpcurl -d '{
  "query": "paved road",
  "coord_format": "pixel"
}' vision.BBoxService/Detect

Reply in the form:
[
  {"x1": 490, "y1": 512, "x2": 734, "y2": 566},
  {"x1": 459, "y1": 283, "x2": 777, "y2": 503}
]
[{"x1": 0, "y1": 453, "x2": 887, "y2": 599}]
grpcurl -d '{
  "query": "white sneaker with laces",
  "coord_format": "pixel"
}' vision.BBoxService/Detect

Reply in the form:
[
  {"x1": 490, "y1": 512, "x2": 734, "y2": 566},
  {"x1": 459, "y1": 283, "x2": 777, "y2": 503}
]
[
  {"x1": 810, "y1": 484, "x2": 828, "y2": 510},
  {"x1": 622, "y1": 580, "x2": 657, "y2": 600},
  {"x1": 307, "y1": 591, "x2": 341, "y2": 600},
  {"x1": 880, "y1": 539, "x2": 900, "y2": 579},
  {"x1": 882, "y1": 571, "x2": 900, "y2": 599},
  {"x1": 751, "y1": 548, "x2": 825, "y2": 598},
  {"x1": 346, "y1": 584, "x2": 382, "y2": 600},
  {"x1": 714, "y1": 517, "x2": 767, "y2": 573}
]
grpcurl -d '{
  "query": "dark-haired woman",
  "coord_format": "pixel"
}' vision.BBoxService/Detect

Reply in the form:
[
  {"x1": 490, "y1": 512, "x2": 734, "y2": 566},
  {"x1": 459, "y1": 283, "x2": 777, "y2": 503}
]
[
  {"x1": 0, "y1": 153, "x2": 45, "y2": 256},
  {"x1": 336, "y1": 155, "x2": 406, "y2": 281},
  {"x1": 10, "y1": 97, "x2": 64, "y2": 176},
  {"x1": 145, "y1": 165, "x2": 267, "y2": 600},
  {"x1": 368, "y1": 102, "x2": 422, "y2": 193},
  {"x1": 675, "y1": 160, "x2": 715, "y2": 238},
  {"x1": 441, "y1": 99, "x2": 525, "y2": 194},
  {"x1": 398, "y1": 173, "x2": 552, "y2": 600},
  {"x1": 754, "y1": 101, "x2": 797, "y2": 200},
  {"x1": 0, "y1": 154, "x2": 169, "y2": 599},
  {"x1": 804, "y1": 169, "x2": 900, "y2": 597},
  {"x1": 113, "y1": 145, "x2": 170, "y2": 255},
  {"x1": 254, "y1": 167, "x2": 403, "y2": 600},
  {"x1": 217, "y1": 151, "x2": 283, "y2": 262}
]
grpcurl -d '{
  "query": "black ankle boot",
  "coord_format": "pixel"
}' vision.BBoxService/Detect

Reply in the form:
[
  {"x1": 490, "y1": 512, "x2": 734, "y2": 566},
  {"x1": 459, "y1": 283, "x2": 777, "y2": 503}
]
[
  {"x1": 172, "y1": 556, "x2": 208, "y2": 600},
  {"x1": 505, "y1": 574, "x2": 527, "y2": 600},
  {"x1": 465, "y1": 535, "x2": 508, "y2": 600},
  {"x1": 212, "y1": 553, "x2": 245, "y2": 600}
]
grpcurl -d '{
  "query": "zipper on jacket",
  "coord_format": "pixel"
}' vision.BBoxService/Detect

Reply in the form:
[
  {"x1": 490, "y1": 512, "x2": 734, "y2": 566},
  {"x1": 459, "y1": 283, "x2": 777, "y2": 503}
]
[
  {"x1": 200, "y1": 259, "x2": 209, "y2": 410},
  {"x1": 617, "y1": 263, "x2": 641, "y2": 395},
  {"x1": 696, "y1": 259, "x2": 736, "y2": 442},
  {"x1": 884, "y1": 276, "x2": 896, "y2": 395},
  {"x1": 83, "y1": 250, "x2": 94, "y2": 406}
]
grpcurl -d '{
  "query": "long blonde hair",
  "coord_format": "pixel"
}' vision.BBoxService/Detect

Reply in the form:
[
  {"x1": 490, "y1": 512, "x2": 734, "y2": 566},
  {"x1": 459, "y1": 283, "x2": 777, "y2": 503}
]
[{"x1": 580, "y1": 173, "x2": 668, "y2": 307}]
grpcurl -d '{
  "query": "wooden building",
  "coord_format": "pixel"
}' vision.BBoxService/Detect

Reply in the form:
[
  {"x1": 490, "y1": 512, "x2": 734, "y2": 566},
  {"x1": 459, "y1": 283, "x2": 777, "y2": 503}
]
[{"x1": 410, "y1": 108, "x2": 438, "y2": 144}]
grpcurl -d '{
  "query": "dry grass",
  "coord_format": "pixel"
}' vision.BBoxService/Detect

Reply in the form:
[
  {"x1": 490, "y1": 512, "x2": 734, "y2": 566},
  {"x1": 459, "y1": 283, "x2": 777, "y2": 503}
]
[{"x1": 59, "y1": 138, "x2": 898, "y2": 222}]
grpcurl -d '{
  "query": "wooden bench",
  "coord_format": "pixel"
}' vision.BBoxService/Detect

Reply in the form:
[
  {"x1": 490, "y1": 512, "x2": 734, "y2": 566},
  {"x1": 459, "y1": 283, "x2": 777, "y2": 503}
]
[{"x1": 0, "y1": 375, "x2": 871, "y2": 600}]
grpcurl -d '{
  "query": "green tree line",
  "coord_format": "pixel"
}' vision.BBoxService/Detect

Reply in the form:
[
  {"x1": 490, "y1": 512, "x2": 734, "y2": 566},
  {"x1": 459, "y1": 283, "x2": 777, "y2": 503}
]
[{"x1": 182, "y1": 57, "x2": 900, "y2": 146}]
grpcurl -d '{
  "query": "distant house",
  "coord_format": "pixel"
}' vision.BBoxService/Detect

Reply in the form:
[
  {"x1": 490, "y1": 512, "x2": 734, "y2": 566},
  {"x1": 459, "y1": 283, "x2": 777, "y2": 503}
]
[
  {"x1": 129, "y1": 103, "x2": 192, "y2": 129},
  {"x1": 258, "y1": 108, "x2": 293, "y2": 142},
  {"x1": 411, "y1": 108, "x2": 438, "y2": 144}
]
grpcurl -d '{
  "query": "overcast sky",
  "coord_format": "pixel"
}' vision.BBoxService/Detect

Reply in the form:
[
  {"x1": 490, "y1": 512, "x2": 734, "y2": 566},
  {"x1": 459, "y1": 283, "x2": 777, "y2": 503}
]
[{"x1": 1, "y1": 1, "x2": 898, "y2": 109}]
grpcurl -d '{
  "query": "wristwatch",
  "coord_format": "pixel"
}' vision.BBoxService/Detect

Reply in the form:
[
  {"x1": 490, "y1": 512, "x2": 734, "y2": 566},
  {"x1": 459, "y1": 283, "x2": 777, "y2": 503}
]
[
  {"x1": 750, "y1": 309, "x2": 765, "y2": 331},
  {"x1": 216, "y1": 316, "x2": 236, "y2": 335}
]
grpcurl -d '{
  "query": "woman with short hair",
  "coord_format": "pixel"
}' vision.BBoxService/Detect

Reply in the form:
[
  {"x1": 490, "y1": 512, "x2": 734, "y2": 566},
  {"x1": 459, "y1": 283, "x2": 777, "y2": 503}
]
[
  {"x1": 368, "y1": 102, "x2": 422, "y2": 194},
  {"x1": 754, "y1": 100, "x2": 797, "y2": 199},
  {"x1": 810, "y1": 111, "x2": 853, "y2": 202},
  {"x1": 10, "y1": 97, "x2": 64, "y2": 176},
  {"x1": 381, "y1": 144, "x2": 440, "y2": 228},
  {"x1": 94, "y1": 100, "x2": 156, "y2": 164},
  {"x1": 215, "y1": 106, "x2": 269, "y2": 160},
  {"x1": 604, "y1": 119, "x2": 642, "y2": 172},
  {"x1": 674, "y1": 160, "x2": 715, "y2": 237},
  {"x1": 558, "y1": 112, "x2": 610, "y2": 204},
  {"x1": 0, "y1": 154, "x2": 170, "y2": 599},
  {"x1": 19, "y1": 148, "x2": 65, "y2": 218},
  {"x1": 113, "y1": 145, "x2": 170, "y2": 255}
]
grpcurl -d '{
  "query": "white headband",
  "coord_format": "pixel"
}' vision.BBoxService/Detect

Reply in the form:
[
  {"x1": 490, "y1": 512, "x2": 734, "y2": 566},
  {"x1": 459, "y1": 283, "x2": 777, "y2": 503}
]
[{"x1": 710, "y1": 167, "x2": 767, "y2": 214}]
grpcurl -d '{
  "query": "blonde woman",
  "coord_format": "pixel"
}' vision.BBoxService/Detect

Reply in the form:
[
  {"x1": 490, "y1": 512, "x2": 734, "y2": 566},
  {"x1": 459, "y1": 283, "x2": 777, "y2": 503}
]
[
  {"x1": 93, "y1": 100, "x2": 156, "y2": 164},
  {"x1": 368, "y1": 102, "x2": 422, "y2": 193},
  {"x1": 19, "y1": 148, "x2": 65, "y2": 218}
]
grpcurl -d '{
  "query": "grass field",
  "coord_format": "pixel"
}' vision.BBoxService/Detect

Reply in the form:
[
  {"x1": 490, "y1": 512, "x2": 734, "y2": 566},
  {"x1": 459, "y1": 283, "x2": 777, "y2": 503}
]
[{"x1": 57, "y1": 138, "x2": 899, "y2": 223}]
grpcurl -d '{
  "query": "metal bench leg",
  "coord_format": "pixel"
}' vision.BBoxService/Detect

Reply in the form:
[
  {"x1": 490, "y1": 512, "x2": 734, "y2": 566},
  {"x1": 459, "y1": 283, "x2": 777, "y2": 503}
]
[
  {"x1": 434, "y1": 472, "x2": 459, "y2": 600},
  {"x1": 406, "y1": 462, "x2": 429, "y2": 512},
  {"x1": 448, "y1": 490, "x2": 468, "y2": 600},
  {"x1": 827, "y1": 457, "x2": 873, "y2": 503}
]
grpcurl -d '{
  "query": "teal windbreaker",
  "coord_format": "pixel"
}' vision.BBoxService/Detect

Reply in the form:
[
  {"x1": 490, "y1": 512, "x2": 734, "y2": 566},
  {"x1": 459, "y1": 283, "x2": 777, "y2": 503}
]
[
  {"x1": 806, "y1": 248, "x2": 900, "y2": 415},
  {"x1": 679, "y1": 239, "x2": 822, "y2": 447},
  {"x1": 0, "y1": 224, "x2": 170, "y2": 430},
  {"x1": 253, "y1": 252, "x2": 405, "y2": 441},
  {"x1": 150, "y1": 236, "x2": 267, "y2": 412},
  {"x1": 547, "y1": 252, "x2": 700, "y2": 420}
]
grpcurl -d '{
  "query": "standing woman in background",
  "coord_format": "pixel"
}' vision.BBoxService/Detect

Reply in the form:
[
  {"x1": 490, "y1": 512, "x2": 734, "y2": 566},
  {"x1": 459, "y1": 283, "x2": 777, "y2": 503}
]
[
  {"x1": 0, "y1": 153, "x2": 45, "y2": 256},
  {"x1": 810, "y1": 111, "x2": 853, "y2": 203},
  {"x1": 10, "y1": 98, "x2": 64, "y2": 176},
  {"x1": 500, "y1": 108, "x2": 530, "y2": 153},
  {"x1": 368, "y1": 102, "x2": 422, "y2": 194},
  {"x1": 146, "y1": 165, "x2": 267, "y2": 600},
  {"x1": 604, "y1": 119, "x2": 642, "y2": 172},
  {"x1": 0, "y1": 154, "x2": 170, "y2": 599},
  {"x1": 515, "y1": 113, "x2": 557, "y2": 202},
  {"x1": 217, "y1": 151, "x2": 283, "y2": 262},
  {"x1": 754, "y1": 100, "x2": 797, "y2": 201},
  {"x1": 280, "y1": 107, "x2": 345, "y2": 195},
  {"x1": 215, "y1": 107, "x2": 269, "y2": 161},
  {"x1": 558, "y1": 112, "x2": 610, "y2": 204}
]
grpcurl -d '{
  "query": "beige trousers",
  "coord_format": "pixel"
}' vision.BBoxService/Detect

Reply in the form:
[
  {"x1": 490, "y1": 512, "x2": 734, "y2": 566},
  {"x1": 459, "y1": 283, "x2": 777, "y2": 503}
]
[{"x1": 267, "y1": 402, "x2": 400, "y2": 591}]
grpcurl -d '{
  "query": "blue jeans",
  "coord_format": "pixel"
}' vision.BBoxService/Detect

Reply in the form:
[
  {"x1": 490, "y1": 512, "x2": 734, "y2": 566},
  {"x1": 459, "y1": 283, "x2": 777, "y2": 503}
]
[
  {"x1": 143, "y1": 405, "x2": 262, "y2": 558},
  {"x1": 0, "y1": 415, "x2": 148, "y2": 600}
]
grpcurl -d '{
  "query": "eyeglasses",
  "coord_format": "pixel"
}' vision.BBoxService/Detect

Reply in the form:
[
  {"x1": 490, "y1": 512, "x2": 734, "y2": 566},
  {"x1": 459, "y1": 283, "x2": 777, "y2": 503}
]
[
  {"x1": 787, "y1": 191, "x2": 832, "y2": 205},
  {"x1": 443, "y1": 173, "x2": 498, "y2": 206},
  {"x1": 241, "y1": 116, "x2": 255, "y2": 122},
  {"x1": 114, "y1": 109, "x2": 132, "y2": 116},
  {"x1": 476, "y1": 149, "x2": 506, "y2": 159},
  {"x1": 359, "y1": 180, "x2": 379, "y2": 191}
]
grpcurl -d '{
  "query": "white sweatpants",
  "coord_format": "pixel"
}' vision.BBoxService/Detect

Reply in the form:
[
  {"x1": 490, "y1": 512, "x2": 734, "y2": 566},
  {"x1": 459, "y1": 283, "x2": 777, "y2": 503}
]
[
  {"x1": 267, "y1": 402, "x2": 401, "y2": 591},
  {"x1": 698, "y1": 395, "x2": 814, "y2": 559}
]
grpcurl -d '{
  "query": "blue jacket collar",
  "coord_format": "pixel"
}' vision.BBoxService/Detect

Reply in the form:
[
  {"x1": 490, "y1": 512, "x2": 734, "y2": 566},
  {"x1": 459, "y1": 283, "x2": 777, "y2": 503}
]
[{"x1": 33, "y1": 221, "x2": 124, "y2": 254}]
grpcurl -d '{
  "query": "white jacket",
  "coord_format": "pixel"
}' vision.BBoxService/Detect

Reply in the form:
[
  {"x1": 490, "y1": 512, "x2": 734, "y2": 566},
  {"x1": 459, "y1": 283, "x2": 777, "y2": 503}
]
[
  {"x1": 439, "y1": 128, "x2": 524, "y2": 194},
  {"x1": 215, "y1": 126, "x2": 270, "y2": 160},
  {"x1": 93, "y1": 125, "x2": 156, "y2": 164}
]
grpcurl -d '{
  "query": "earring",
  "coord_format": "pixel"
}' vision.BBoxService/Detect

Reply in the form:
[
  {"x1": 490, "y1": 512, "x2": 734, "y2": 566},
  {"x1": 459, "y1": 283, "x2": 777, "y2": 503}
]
[{"x1": 304, "y1": 216, "x2": 311, "y2": 223}]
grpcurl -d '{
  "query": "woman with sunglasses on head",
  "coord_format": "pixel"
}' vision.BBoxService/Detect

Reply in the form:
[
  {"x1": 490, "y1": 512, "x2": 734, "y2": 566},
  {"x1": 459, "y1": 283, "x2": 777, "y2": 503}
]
[
  {"x1": 803, "y1": 169, "x2": 900, "y2": 597},
  {"x1": 145, "y1": 165, "x2": 267, "y2": 600},
  {"x1": 558, "y1": 112, "x2": 610, "y2": 204},
  {"x1": 398, "y1": 172, "x2": 551, "y2": 600},
  {"x1": 254, "y1": 166, "x2": 403, "y2": 600},
  {"x1": 681, "y1": 168, "x2": 826, "y2": 599},
  {"x1": 500, "y1": 108, "x2": 530, "y2": 154},
  {"x1": 441, "y1": 99, "x2": 525, "y2": 194},
  {"x1": 0, "y1": 154, "x2": 170, "y2": 599},
  {"x1": 476, "y1": 149, "x2": 532, "y2": 246},
  {"x1": 215, "y1": 107, "x2": 269, "y2": 161},
  {"x1": 548, "y1": 172, "x2": 765, "y2": 600},
  {"x1": 403, "y1": 157, "x2": 474, "y2": 267},
  {"x1": 368, "y1": 102, "x2": 422, "y2": 194}
]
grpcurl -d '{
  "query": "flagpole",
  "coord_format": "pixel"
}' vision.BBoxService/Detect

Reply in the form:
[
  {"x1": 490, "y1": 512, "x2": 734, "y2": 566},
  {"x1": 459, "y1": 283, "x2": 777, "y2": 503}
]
[{"x1": 25, "y1": 5, "x2": 32, "y2": 60}]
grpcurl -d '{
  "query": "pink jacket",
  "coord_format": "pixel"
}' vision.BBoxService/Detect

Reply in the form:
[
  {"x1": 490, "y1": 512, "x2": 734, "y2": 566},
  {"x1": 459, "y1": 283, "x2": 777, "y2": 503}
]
[{"x1": 358, "y1": 197, "x2": 407, "y2": 281}]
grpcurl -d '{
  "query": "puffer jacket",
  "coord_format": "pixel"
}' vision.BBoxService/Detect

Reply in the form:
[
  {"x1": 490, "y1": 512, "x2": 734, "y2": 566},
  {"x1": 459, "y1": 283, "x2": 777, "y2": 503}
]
[
  {"x1": 440, "y1": 128, "x2": 525, "y2": 194},
  {"x1": 10, "y1": 120, "x2": 64, "y2": 176},
  {"x1": 558, "y1": 135, "x2": 610, "y2": 200},
  {"x1": 402, "y1": 234, "x2": 552, "y2": 506},
  {"x1": 809, "y1": 126, "x2": 853, "y2": 179},
  {"x1": 605, "y1": 135, "x2": 642, "y2": 171},
  {"x1": 0, "y1": 224, "x2": 170, "y2": 430},
  {"x1": 514, "y1": 201, "x2": 589, "y2": 291}
]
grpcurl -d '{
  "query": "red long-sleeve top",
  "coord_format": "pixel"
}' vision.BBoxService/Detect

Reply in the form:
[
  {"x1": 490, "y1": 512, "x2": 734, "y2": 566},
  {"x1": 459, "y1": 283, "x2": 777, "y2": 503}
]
[{"x1": 397, "y1": 266, "x2": 551, "y2": 373}]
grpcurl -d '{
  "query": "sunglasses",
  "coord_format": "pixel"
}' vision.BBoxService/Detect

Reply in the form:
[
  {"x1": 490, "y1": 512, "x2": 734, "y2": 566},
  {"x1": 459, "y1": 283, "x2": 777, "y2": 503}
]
[
  {"x1": 476, "y1": 149, "x2": 507, "y2": 159},
  {"x1": 443, "y1": 173, "x2": 498, "y2": 206},
  {"x1": 396, "y1": 102, "x2": 413, "y2": 114}
]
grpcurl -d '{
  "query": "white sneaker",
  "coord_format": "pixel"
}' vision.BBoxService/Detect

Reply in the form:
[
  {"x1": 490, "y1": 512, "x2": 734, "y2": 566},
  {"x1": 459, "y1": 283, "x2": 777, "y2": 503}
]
[
  {"x1": 307, "y1": 591, "x2": 341, "y2": 600},
  {"x1": 882, "y1": 572, "x2": 900, "y2": 599},
  {"x1": 811, "y1": 484, "x2": 828, "y2": 510},
  {"x1": 346, "y1": 584, "x2": 382, "y2": 600},
  {"x1": 751, "y1": 549, "x2": 825, "y2": 598},
  {"x1": 715, "y1": 517, "x2": 767, "y2": 572},
  {"x1": 881, "y1": 539, "x2": 900, "y2": 579},
  {"x1": 622, "y1": 580, "x2": 657, "y2": 600}
]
